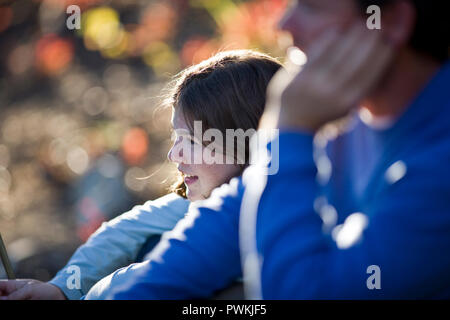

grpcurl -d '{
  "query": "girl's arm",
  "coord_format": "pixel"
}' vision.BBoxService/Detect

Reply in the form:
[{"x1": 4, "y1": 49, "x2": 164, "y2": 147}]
[{"x1": 48, "y1": 193, "x2": 189, "y2": 299}]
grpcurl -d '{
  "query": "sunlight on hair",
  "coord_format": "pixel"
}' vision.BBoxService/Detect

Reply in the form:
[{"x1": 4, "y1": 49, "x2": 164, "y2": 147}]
[{"x1": 125, "y1": 167, "x2": 147, "y2": 192}]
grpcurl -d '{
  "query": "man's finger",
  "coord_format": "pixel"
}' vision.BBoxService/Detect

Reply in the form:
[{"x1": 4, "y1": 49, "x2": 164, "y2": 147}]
[
  {"x1": 356, "y1": 39, "x2": 392, "y2": 94},
  {"x1": 341, "y1": 29, "x2": 381, "y2": 76},
  {"x1": 339, "y1": 39, "x2": 392, "y2": 107},
  {"x1": 346, "y1": 32, "x2": 392, "y2": 94},
  {"x1": 305, "y1": 29, "x2": 339, "y2": 69},
  {"x1": 323, "y1": 21, "x2": 367, "y2": 73}
]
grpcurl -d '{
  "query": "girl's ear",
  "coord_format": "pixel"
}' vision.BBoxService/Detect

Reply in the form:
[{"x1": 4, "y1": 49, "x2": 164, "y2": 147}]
[{"x1": 380, "y1": 0, "x2": 416, "y2": 49}]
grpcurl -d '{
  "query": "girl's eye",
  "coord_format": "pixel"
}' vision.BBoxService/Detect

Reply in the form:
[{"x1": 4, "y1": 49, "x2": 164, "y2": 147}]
[{"x1": 188, "y1": 137, "x2": 198, "y2": 145}]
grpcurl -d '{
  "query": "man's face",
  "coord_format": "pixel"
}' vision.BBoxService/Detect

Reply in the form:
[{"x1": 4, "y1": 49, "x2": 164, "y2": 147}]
[{"x1": 279, "y1": 0, "x2": 360, "y2": 52}]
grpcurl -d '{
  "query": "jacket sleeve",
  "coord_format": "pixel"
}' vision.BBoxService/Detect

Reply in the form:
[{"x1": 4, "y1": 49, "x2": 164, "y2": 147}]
[
  {"x1": 48, "y1": 193, "x2": 189, "y2": 300},
  {"x1": 102, "y1": 178, "x2": 244, "y2": 300},
  {"x1": 246, "y1": 131, "x2": 450, "y2": 299}
]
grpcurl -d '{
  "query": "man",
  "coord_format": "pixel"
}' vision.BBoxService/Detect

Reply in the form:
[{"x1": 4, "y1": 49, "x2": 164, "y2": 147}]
[
  {"x1": 241, "y1": 0, "x2": 450, "y2": 298},
  {"x1": 100, "y1": 0, "x2": 448, "y2": 299}
]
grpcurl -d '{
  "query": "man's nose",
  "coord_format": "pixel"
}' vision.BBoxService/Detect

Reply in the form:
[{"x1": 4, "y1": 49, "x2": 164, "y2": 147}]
[{"x1": 278, "y1": 4, "x2": 295, "y2": 33}]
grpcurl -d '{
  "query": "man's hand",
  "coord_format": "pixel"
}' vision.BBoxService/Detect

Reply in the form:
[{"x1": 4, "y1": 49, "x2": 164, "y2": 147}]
[
  {"x1": 0, "y1": 279, "x2": 67, "y2": 300},
  {"x1": 261, "y1": 22, "x2": 393, "y2": 132}
]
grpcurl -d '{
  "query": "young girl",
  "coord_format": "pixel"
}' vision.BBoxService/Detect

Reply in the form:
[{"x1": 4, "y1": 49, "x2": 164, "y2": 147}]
[{"x1": 0, "y1": 49, "x2": 282, "y2": 300}]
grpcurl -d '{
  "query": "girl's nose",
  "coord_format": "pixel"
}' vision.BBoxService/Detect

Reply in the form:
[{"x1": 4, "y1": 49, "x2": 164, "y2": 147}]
[{"x1": 167, "y1": 139, "x2": 184, "y2": 164}]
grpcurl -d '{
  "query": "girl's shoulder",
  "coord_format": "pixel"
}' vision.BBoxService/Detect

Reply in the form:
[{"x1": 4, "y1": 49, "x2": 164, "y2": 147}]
[{"x1": 140, "y1": 193, "x2": 190, "y2": 215}]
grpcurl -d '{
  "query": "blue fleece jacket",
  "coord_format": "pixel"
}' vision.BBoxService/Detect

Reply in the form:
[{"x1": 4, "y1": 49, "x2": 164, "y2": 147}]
[
  {"x1": 110, "y1": 61, "x2": 450, "y2": 300},
  {"x1": 242, "y1": 61, "x2": 450, "y2": 299}
]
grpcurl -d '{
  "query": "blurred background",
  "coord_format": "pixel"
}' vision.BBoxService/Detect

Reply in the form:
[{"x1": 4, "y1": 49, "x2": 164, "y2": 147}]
[{"x1": 0, "y1": 0, "x2": 290, "y2": 281}]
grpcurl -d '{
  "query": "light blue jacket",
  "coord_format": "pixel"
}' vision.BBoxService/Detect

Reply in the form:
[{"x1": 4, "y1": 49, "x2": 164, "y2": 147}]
[{"x1": 49, "y1": 193, "x2": 190, "y2": 300}]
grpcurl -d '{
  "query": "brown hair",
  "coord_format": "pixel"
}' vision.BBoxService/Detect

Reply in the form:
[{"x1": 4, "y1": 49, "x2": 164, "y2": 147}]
[{"x1": 163, "y1": 49, "x2": 282, "y2": 198}]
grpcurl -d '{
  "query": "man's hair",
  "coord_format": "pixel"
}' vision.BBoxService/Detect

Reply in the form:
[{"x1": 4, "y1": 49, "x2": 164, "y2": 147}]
[
  {"x1": 163, "y1": 50, "x2": 282, "y2": 198},
  {"x1": 356, "y1": 0, "x2": 449, "y2": 62}
]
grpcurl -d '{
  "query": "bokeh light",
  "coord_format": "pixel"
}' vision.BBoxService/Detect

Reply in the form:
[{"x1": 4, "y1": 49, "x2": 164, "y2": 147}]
[
  {"x1": 35, "y1": 35, "x2": 74, "y2": 75},
  {"x1": 121, "y1": 127, "x2": 149, "y2": 166},
  {"x1": 82, "y1": 7, "x2": 123, "y2": 50},
  {"x1": 0, "y1": 7, "x2": 13, "y2": 33}
]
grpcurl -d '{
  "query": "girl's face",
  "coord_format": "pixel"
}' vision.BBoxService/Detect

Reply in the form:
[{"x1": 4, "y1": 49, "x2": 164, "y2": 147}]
[{"x1": 167, "y1": 109, "x2": 241, "y2": 202}]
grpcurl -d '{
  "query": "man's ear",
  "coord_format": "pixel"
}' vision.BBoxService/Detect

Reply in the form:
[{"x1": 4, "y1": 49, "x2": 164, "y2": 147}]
[{"x1": 381, "y1": 0, "x2": 416, "y2": 48}]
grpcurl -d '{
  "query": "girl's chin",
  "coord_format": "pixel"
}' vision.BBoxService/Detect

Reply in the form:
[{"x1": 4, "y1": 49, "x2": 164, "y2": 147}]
[
  {"x1": 186, "y1": 187, "x2": 207, "y2": 202},
  {"x1": 186, "y1": 189, "x2": 199, "y2": 202}
]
